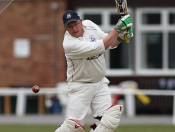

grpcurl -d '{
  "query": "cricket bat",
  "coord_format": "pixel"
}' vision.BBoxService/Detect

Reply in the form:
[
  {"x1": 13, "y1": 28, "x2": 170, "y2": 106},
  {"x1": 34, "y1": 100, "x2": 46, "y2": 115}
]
[
  {"x1": 115, "y1": 0, "x2": 130, "y2": 43},
  {"x1": 119, "y1": 81, "x2": 151, "y2": 105},
  {"x1": 130, "y1": 85, "x2": 151, "y2": 105}
]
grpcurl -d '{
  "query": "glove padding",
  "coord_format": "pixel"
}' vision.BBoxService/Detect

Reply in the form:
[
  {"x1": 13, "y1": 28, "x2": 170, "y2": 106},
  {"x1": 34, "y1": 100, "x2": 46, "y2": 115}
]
[
  {"x1": 117, "y1": 31, "x2": 127, "y2": 42},
  {"x1": 127, "y1": 27, "x2": 133, "y2": 38},
  {"x1": 114, "y1": 14, "x2": 132, "y2": 33},
  {"x1": 117, "y1": 27, "x2": 133, "y2": 42}
]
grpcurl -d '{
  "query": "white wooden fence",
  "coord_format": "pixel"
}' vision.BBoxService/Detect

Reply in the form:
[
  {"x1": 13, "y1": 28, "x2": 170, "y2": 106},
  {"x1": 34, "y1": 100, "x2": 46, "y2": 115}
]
[{"x1": 0, "y1": 86, "x2": 175, "y2": 125}]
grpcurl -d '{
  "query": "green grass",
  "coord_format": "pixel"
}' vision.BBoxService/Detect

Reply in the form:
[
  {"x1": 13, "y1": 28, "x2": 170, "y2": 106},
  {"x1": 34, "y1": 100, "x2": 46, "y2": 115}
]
[{"x1": 0, "y1": 124, "x2": 175, "y2": 132}]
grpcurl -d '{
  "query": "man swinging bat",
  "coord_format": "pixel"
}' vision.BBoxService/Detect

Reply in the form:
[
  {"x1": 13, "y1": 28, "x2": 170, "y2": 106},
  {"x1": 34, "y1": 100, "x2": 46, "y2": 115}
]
[{"x1": 55, "y1": 7, "x2": 133, "y2": 132}]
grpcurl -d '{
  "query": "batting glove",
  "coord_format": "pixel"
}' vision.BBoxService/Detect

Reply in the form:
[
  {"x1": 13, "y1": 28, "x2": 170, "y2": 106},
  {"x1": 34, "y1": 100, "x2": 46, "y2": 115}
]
[
  {"x1": 114, "y1": 14, "x2": 132, "y2": 33},
  {"x1": 127, "y1": 27, "x2": 133, "y2": 38},
  {"x1": 117, "y1": 27, "x2": 133, "y2": 42},
  {"x1": 117, "y1": 30, "x2": 127, "y2": 41}
]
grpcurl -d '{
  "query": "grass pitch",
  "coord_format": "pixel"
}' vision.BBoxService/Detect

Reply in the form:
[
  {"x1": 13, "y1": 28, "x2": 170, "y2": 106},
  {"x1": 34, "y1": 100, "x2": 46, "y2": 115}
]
[{"x1": 0, "y1": 124, "x2": 175, "y2": 132}]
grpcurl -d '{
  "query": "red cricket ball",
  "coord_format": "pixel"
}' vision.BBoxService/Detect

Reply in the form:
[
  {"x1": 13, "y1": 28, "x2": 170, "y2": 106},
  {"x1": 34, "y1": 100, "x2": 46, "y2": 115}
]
[{"x1": 32, "y1": 85, "x2": 40, "y2": 93}]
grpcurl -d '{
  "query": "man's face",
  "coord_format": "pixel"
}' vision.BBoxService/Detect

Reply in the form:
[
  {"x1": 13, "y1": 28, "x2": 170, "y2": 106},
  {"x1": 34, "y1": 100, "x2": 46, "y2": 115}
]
[{"x1": 65, "y1": 19, "x2": 83, "y2": 37}]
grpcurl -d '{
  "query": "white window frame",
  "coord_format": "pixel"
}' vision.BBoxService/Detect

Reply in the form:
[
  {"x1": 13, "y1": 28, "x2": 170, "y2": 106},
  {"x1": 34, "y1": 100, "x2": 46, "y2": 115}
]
[
  {"x1": 135, "y1": 8, "x2": 175, "y2": 76},
  {"x1": 77, "y1": 8, "x2": 134, "y2": 76}
]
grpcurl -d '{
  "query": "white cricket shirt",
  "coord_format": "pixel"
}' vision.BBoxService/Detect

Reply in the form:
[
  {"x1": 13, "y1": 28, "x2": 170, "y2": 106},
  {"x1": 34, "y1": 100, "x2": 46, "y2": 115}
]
[{"x1": 63, "y1": 20, "x2": 112, "y2": 82}]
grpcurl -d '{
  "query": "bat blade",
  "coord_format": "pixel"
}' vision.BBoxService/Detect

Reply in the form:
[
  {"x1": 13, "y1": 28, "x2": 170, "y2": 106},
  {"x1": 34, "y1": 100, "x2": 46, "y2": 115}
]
[
  {"x1": 115, "y1": 0, "x2": 128, "y2": 15},
  {"x1": 115, "y1": 0, "x2": 130, "y2": 43}
]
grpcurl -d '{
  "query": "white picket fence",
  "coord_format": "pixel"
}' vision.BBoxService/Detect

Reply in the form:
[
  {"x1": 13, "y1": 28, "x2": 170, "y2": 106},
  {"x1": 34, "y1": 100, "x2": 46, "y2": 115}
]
[{"x1": 0, "y1": 85, "x2": 175, "y2": 125}]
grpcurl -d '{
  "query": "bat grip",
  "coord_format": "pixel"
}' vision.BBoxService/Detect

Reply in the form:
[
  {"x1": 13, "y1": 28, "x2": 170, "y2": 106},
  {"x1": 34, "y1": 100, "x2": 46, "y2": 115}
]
[{"x1": 124, "y1": 32, "x2": 129, "y2": 43}]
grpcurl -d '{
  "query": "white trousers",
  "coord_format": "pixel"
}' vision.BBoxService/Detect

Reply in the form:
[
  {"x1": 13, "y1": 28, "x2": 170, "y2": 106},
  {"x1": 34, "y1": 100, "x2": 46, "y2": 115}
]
[{"x1": 67, "y1": 77, "x2": 112, "y2": 125}]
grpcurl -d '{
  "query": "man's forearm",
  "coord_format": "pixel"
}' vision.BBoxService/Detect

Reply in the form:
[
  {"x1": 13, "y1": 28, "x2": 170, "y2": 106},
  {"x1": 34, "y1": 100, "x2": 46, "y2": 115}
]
[
  {"x1": 103, "y1": 29, "x2": 119, "y2": 50},
  {"x1": 110, "y1": 38, "x2": 122, "y2": 48}
]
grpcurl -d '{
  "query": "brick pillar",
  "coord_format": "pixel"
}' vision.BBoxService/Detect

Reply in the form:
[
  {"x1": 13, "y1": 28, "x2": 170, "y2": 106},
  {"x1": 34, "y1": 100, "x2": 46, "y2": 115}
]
[
  {"x1": 38, "y1": 95, "x2": 44, "y2": 114},
  {"x1": 4, "y1": 96, "x2": 11, "y2": 114}
]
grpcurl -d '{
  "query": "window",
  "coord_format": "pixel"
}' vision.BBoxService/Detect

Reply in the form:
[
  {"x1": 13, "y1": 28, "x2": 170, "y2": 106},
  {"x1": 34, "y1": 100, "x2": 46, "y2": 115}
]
[
  {"x1": 83, "y1": 14, "x2": 102, "y2": 25},
  {"x1": 77, "y1": 8, "x2": 133, "y2": 76},
  {"x1": 142, "y1": 13, "x2": 161, "y2": 24},
  {"x1": 141, "y1": 32, "x2": 162, "y2": 69},
  {"x1": 77, "y1": 8, "x2": 175, "y2": 76},
  {"x1": 168, "y1": 32, "x2": 175, "y2": 68},
  {"x1": 109, "y1": 14, "x2": 121, "y2": 25},
  {"x1": 136, "y1": 8, "x2": 175, "y2": 75},
  {"x1": 169, "y1": 13, "x2": 175, "y2": 24}
]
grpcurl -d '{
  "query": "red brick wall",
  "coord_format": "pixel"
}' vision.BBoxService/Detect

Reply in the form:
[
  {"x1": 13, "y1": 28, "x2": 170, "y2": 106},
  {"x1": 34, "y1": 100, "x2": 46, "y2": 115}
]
[
  {"x1": 0, "y1": 0, "x2": 67, "y2": 87},
  {"x1": 67, "y1": 0, "x2": 175, "y2": 9}
]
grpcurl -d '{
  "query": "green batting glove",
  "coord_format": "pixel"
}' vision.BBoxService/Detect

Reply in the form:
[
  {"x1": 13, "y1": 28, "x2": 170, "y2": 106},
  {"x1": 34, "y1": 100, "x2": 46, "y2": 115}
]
[
  {"x1": 117, "y1": 30, "x2": 127, "y2": 42},
  {"x1": 117, "y1": 27, "x2": 133, "y2": 42},
  {"x1": 127, "y1": 27, "x2": 133, "y2": 38},
  {"x1": 114, "y1": 14, "x2": 132, "y2": 33}
]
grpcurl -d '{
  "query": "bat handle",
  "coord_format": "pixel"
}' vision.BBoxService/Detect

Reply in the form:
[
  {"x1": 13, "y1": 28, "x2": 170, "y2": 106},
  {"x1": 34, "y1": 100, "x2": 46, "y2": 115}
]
[{"x1": 124, "y1": 34, "x2": 129, "y2": 43}]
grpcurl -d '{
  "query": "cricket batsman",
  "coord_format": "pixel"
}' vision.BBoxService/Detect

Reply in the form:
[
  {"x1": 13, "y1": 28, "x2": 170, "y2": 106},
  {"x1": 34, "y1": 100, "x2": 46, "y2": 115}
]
[{"x1": 55, "y1": 10, "x2": 133, "y2": 132}]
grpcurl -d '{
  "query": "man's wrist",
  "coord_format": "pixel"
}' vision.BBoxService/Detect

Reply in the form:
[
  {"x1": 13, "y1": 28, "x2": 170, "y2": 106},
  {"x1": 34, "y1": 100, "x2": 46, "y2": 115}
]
[{"x1": 117, "y1": 36, "x2": 123, "y2": 42}]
